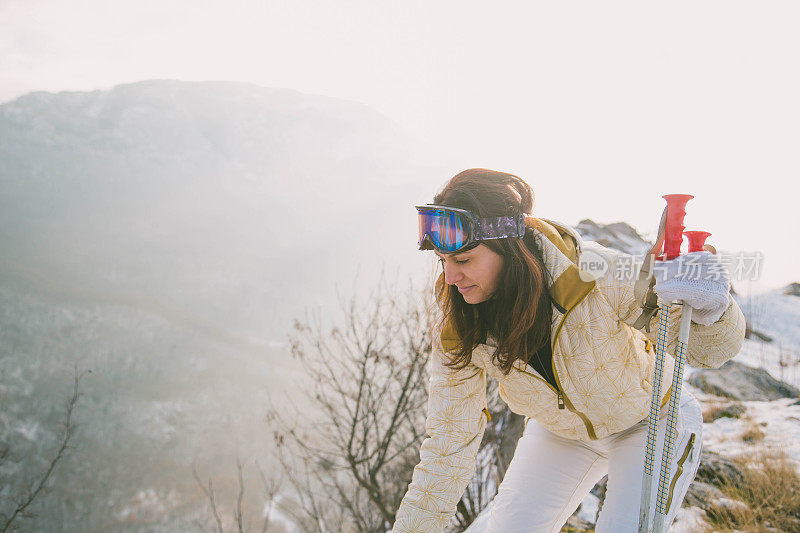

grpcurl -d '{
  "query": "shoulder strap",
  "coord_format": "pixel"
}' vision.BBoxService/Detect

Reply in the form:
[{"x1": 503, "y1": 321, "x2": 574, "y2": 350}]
[
  {"x1": 632, "y1": 271, "x2": 659, "y2": 332},
  {"x1": 631, "y1": 207, "x2": 670, "y2": 333}
]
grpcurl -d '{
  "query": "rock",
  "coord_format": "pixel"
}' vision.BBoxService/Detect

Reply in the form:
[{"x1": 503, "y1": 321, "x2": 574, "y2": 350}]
[
  {"x1": 705, "y1": 402, "x2": 746, "y2": 422},
  {"x1": 590, "y1": 475, "x2": 607, "y2": 500},
  {"x1": 574, "y1": 219, "x2": 651, "y2": 256},
  {"x1": 783, "y1": 282, "x2": 800, "y2": 297},
  {"x1": 745, "y1": 326, "x2": 774, "y2": 343},
  {"x1": 561, "y1": 513, "x2": 594, "y2": 532},
  {"x1": 605, "y1": 222, "x2": 646, "y2": 241},
  {"x1": 495, "y1": 411, "x2": 524, "y2": 479},
  {"x1": 687, "y1": 360, "x2": 800, "y2": 401},
  {"x1": 694, "y1": 450, "x2": 745, "y2": 487},
  {"x1": 482, "y1": 407, "x2": 524, "y2": 481},
  {"x1": 717, "y1": 402, "x2": 746, "y2": 419},
  {"x1": 683, "y1": 480, "x2": 726, "y2": 509}
]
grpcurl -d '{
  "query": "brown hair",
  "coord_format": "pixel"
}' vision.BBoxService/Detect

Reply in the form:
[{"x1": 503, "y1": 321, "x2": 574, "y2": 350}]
[{"x1": 432, "y1": 168, "x2": 554, "y2": 374}]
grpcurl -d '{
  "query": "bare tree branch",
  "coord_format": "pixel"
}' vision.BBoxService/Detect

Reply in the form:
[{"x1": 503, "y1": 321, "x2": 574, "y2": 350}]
[
  {"x1": 235, "y1": 457, "x2": 245, "y2": 533},
  {"x1": 255, "y1": 460, "x2": 281, "y2": 533},
  {"x1": 268, "y1": 271, "x2": 436, "y2": 531},
  {"x1": 192, "y1": 467, "x2": 224, "y2": 533},
  {"x1": 1, "y1": 366, "x2": 89, "y2": 533},
  {"x1": 269, "y1": 268, "x2": 518, "y2": 530}
]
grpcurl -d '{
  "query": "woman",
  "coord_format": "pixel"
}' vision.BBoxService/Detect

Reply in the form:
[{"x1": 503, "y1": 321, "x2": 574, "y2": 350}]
[{"x1": 392, "y1": 169, "x2": 745, "y2": 532}]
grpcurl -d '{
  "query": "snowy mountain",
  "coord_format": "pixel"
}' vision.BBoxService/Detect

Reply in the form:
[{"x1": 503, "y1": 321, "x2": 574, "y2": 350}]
[
  {"x1": 574, "y1": 218, "x2": 652, "y2": 257},
  {"x1": 737, "y1": 283, "x2": 800, "y2": 350},
  {"x1": 0, "y1": 80, "x2": 445, "y2": 531},
  {"x1": 0, "y1": 79, "x2": 441, "y2": 339}
]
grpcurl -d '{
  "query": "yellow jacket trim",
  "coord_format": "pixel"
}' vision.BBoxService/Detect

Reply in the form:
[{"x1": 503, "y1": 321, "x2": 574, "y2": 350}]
[{"x1": 665, "y1": 433, "x2": 696, "y2": 513}]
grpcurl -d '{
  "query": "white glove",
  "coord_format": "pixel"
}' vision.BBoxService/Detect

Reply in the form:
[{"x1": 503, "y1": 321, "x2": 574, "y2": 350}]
[{"x1": 653, "y1": 251, "x2": 731, "y2": 326}]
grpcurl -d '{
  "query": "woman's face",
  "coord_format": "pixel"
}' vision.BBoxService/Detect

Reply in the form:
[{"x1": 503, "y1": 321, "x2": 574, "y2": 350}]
[{"x1": 435, "y1": 244, "x2": 505, "y2": 304}]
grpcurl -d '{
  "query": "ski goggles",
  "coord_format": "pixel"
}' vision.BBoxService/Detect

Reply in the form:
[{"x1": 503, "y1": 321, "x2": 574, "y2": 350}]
[{"x1": 416, "y1": 204, "x2": 526, "y2": 253}]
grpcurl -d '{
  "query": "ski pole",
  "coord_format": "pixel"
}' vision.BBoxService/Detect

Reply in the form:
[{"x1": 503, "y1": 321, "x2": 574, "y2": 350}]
[
  {"x1": 638, "y1": 194, "x2": 695, "y2": 533},
  {"x1": 637, "y1": 207, "x2": 671, "y2": 533},
  {"x1": 651, "y1": 229, "x2": 710, "y2": 533}
]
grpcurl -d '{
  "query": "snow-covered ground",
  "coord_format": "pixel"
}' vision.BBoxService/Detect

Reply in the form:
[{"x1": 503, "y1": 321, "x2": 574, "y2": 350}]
[
  {"x1": 736, "y1": 288, "x2": 800, "y2": 351},
  {"x1": 698, "y1": 396, "x2": 800, "y2": 463},
  {"x1": 670, "y1": 287, "x2": 800, "y2": 532}
]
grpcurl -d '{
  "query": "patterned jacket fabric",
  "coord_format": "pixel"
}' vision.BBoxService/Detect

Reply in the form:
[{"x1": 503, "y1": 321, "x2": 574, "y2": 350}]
[{"x1": 392, "y1": 218, "x2": 746, "y2": 533}]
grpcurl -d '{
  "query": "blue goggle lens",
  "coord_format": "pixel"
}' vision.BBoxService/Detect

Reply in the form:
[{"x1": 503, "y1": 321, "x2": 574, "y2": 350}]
[{"x1": 418, "y1": 209, "x2": 468, "y2": 252}]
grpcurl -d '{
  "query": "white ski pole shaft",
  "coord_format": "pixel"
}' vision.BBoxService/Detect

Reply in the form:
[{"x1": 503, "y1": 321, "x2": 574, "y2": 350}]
[
  {"x1": 638, "y1": 302, "x2": 671, "y2": 533},
  {"x1": 652, "y1": 303, "x2": 692, "y2": 533}
]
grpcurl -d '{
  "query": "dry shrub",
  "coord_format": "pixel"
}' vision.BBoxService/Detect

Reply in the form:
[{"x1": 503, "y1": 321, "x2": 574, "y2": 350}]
[
  {"x1": 740, "y1": 422, "x2": 765, "y2": 444},
  {"x1": 704, "y1": 449, "x2": 800, "y2": 532},
  {"x1": 703, "y1": 403, "x2": 726, "y2": 423},
  {"x1": 703, "y1": 402, "x2": 746, "y2": 423}
]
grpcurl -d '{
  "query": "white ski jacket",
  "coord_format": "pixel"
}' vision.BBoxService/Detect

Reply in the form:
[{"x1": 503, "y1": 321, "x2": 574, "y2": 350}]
[{"x1": 392, "y1": 217, "x2": 746, "y2": 533}]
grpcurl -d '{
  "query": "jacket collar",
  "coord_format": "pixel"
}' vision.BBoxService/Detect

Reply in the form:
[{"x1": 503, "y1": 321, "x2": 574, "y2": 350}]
[{"x1": 525, "y1": 216, "x2": 595, "y2": 314}]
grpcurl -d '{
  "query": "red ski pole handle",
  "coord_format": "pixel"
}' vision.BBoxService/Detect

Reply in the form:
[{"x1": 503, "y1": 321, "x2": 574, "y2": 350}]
[
  {"x1": 660, "y1": 194, "x2": 694, "y2": 260},
  {"x1": 683, "y1": 230, "x2": 711, "y2": 253}
]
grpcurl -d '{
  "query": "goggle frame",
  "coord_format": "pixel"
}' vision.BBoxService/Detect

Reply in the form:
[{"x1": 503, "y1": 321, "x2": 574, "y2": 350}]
[{"x1": 416, "y1": 204, "x2": 526, "y2": 253}]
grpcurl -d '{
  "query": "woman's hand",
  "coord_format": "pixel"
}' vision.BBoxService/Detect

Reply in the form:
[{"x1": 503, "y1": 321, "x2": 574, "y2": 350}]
[{"x1": 653, "y1": 250, "x2": 731, "y2": 326}]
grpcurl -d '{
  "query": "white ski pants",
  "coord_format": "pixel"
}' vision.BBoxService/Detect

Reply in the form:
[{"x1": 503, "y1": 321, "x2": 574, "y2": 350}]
[{"x1": 477, "y1": 389, "x2": 703, "y2": 533}]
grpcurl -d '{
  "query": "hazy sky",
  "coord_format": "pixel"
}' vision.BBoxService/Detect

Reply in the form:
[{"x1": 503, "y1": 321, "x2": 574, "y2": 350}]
[{"x1": 1, "y1": 0, "x2": 797, "y2": 292}]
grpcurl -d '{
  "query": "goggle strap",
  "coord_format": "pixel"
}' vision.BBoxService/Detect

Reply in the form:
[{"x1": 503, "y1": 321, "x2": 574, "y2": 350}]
[{"x1": 473, "y1": 215, "x2": 526, "y2": 241}]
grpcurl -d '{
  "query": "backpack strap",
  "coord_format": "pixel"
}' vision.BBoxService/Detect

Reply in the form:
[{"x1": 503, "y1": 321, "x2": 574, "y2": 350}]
[
  {"x1": 632, "y1": 266, "x2": 659, "y2": 332},
  {"x1": 631, "y1": 207, "x2": 669, "y2": 333}
]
